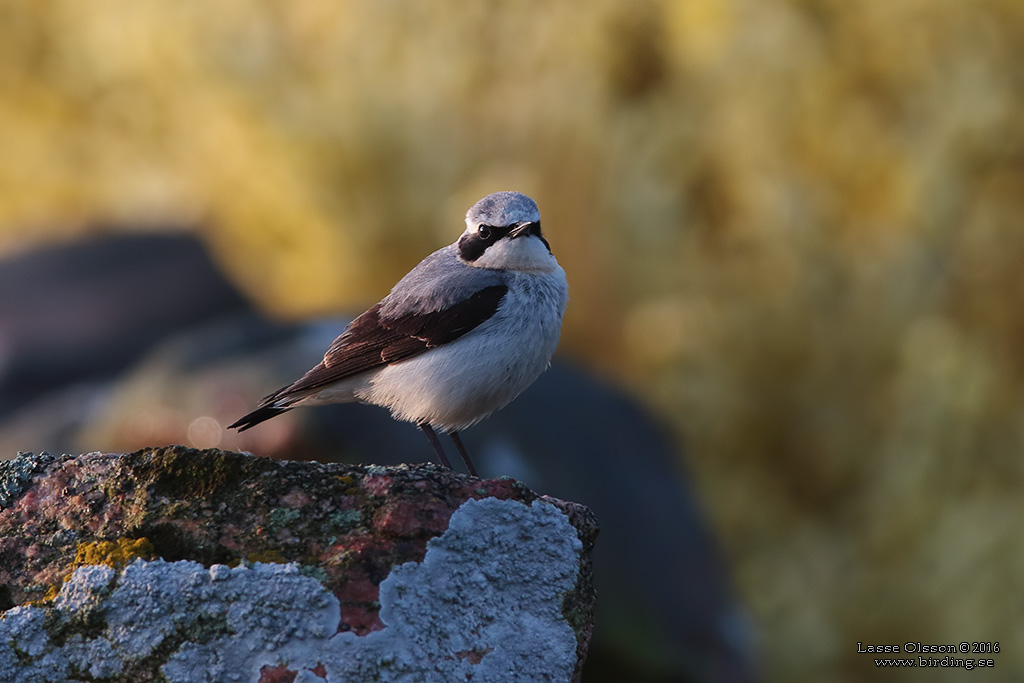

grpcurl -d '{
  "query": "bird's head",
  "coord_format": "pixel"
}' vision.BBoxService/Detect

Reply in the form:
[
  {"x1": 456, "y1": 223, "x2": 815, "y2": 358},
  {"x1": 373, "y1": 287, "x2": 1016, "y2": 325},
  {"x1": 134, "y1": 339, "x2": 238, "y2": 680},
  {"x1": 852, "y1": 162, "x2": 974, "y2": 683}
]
[{"x1": 457, "y1": 192, "x2": 557, "y2": 271}]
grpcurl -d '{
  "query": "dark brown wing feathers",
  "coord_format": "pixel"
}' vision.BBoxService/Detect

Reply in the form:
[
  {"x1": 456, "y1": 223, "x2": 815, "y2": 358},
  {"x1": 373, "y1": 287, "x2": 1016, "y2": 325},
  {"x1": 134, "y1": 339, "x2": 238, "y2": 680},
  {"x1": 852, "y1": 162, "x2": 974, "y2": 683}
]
[{"x1": 263, "y1": 284, "x2": 507, "y2": 405}]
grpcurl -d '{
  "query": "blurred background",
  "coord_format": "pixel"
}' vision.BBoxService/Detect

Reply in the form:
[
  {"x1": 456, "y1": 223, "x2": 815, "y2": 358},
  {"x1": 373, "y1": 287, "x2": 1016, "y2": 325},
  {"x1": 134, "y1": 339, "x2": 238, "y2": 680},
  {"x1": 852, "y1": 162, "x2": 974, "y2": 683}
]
[{"x1": 1, "y1": 1, "x2": 1023, "y2": 681}]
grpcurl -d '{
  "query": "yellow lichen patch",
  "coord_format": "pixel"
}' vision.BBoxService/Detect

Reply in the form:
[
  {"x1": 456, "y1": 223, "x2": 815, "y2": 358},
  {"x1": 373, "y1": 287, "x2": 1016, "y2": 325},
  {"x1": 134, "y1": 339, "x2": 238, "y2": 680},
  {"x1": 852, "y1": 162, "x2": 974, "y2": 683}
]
[
  {"x1": 334, "y1": 474, "x2": 359, "y2": 494},
  {"x1": 32, "y1": 583, "x2": 64, "y2": 606},
  {"x1": 73, "y1": 537, "x2": 155, "y2": 570},
  {"x1": 246, "y1": 550, "x2": 288, "y2": 564},
  {"x1": 29, "y1": 538, "x2": 156, "y2": 606}
]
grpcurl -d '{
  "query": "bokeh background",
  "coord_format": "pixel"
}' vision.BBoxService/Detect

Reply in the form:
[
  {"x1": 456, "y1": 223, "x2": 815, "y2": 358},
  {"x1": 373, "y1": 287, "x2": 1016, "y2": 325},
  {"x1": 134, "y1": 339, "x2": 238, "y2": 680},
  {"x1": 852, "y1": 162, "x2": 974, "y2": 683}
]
[{"x1": 2, "y1": 1, "x2": 1023, "y2": 680}]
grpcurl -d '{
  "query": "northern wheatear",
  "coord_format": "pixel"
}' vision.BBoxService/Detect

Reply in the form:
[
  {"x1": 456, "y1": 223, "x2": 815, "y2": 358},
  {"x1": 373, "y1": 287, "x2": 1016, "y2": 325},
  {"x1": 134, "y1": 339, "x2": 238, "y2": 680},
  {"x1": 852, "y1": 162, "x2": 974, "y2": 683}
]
[{"x1": 229, "y1": 191, "x2": 568, "y2": 476}]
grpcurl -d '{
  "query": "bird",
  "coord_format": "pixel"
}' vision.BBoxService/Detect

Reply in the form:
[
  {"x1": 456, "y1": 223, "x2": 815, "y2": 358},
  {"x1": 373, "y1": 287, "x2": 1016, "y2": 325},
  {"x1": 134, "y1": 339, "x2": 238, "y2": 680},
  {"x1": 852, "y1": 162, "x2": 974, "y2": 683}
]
[{"x1": 228, "y1": 191, "x2": 568, "y2": 477}]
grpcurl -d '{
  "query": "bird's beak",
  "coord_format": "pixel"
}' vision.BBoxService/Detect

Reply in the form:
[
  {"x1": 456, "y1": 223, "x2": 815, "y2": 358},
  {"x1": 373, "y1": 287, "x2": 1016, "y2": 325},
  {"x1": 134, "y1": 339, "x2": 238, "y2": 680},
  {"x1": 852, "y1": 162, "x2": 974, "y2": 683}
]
[{"x1": 509, "y1": 221, "x2": 540, "y2": 238}]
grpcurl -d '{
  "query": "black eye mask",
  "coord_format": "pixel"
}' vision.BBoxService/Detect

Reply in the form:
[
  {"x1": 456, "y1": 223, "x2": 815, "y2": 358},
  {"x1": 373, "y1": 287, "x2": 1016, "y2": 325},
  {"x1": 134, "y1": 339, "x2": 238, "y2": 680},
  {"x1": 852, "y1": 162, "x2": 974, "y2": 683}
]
[
  {"x1": 458, "y1": 222, "x2": 548, "y2": 262},
  {"x1": 458, "y1": 224, "x2": 512, "y2": 261}
]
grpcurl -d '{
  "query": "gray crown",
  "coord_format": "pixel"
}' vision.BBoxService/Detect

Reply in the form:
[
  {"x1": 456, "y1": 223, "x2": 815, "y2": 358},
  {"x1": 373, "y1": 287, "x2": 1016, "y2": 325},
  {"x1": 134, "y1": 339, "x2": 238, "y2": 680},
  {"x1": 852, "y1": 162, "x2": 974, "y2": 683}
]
[{"x1": 466, "y1": 192, "x2": 540, "y2": 227}]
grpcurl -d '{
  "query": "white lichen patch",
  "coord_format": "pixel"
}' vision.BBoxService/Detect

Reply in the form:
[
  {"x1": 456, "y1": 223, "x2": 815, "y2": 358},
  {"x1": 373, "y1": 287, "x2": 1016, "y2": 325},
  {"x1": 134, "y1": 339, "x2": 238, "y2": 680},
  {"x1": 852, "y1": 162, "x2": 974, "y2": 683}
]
[
  {"x1": 320, "y1": 497, "x2": 584, "y2": 682},
  {"x1": 0, "y1": 498, "x2": 583, "y2": 683},
  {"x1": 0, "y1": 560, "x2": 339, "y2": 683}
]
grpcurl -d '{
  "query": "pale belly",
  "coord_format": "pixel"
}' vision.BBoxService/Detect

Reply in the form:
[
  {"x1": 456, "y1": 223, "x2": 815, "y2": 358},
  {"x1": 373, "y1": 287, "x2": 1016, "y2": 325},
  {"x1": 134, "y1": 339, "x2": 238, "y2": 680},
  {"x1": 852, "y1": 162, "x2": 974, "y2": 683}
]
[{"x1": 358, "y1": 304, "x2": 562, "y2": 431}]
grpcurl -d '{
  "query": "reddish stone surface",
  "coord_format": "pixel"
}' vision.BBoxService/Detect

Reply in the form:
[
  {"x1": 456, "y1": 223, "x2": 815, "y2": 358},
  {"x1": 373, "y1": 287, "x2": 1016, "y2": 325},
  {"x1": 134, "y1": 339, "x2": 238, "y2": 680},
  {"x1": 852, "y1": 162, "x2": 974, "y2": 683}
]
[
  {"x1": 256, "y1": 662, "x2": 329, "y2": 683},
  {"x1": 258, "y1": 664, "x2": 297, "y2": 683}
]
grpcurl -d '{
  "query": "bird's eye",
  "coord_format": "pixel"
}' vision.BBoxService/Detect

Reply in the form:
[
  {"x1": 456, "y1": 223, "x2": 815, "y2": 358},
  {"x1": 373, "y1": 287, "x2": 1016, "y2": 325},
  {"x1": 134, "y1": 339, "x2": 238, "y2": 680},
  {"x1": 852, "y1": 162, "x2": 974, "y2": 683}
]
[{"x1": 477, "y1": 224, "x2": 492, "y2": 240}]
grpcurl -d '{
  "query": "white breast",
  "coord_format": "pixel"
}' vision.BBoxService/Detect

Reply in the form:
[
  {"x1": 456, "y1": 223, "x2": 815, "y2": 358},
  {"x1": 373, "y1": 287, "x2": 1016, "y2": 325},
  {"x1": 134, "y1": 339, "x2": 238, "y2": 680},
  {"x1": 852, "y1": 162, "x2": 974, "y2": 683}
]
[{"x1": 357, "y1": 266, "x2": 568, "y2": 432}]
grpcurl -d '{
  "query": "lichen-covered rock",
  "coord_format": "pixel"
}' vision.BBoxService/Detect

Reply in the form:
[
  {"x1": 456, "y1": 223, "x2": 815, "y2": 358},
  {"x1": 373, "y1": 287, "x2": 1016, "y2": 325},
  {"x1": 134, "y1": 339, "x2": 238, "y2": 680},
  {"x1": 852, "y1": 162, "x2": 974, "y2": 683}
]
[{"x1": 0, "y1": 447, "x2": 598, "y2": 682}]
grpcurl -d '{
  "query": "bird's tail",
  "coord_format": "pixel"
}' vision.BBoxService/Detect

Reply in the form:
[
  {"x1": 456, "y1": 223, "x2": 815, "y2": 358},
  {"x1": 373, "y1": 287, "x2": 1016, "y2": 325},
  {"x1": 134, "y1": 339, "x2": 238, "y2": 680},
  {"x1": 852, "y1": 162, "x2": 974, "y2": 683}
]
[{"x1": 227, "y1": 404, "x2": 292, "y2": 432}]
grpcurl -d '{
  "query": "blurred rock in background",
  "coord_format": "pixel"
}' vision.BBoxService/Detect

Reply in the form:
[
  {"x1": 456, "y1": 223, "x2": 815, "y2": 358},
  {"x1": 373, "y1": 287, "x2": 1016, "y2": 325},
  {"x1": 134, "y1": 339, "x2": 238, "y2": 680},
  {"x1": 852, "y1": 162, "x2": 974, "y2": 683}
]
[
  {"x1": 0, "y1": 232, "x2": 266, "y2": 455},
  {"x1": 0, "y1": 234, "x2": 755, "y2": 682},
  {"x1": 0, "y1": 233, "x2": 250, "y2": 414},
  {"x1": 2, "y1": 2, "x2": 1023, "y2": 680}
]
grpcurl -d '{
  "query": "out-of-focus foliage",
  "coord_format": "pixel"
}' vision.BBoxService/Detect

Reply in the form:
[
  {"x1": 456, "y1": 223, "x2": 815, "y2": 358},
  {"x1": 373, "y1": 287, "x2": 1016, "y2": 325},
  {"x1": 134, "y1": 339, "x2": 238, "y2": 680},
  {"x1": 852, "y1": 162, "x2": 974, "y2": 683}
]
[{"x1": 2, "y1": 1, "x2": 1023, "y2": 680}]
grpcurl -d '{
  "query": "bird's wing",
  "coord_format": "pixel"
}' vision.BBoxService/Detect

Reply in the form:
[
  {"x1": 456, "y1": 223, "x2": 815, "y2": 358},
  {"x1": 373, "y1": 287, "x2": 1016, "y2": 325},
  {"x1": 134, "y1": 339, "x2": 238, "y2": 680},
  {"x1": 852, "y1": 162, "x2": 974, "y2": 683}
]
[{"x1": 260, "y1": 284, "x2": 508, "y2": 405}]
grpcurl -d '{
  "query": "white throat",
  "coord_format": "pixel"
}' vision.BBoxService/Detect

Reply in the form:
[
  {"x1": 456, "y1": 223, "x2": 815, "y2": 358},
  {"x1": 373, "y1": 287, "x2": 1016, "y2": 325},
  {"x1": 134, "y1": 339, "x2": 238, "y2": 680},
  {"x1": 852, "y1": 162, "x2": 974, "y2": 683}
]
[{"x1": 464, "y1": 235, "x2": 560, "y2": 272}]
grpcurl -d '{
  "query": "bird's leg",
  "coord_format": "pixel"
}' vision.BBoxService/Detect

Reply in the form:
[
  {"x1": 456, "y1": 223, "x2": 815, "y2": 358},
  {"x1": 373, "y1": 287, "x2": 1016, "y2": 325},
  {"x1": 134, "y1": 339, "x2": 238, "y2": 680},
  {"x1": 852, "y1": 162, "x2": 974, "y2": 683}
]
[
  {"x1": 448, "y1": 431, "x2": 479, "y2": 477},
  {"x1": 418, "y1": 423, "x2": 453, "y2": 470}
]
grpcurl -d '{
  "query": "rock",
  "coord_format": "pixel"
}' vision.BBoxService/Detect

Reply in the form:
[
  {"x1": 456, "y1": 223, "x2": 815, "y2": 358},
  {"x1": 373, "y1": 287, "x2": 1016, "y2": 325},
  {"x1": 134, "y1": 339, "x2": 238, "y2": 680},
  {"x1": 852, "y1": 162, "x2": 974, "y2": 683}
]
[
  {"x1": 0, "y1": 233, "x2": 252, "y2": 418},
  {"x1": 0, "y1": 446, "x2": 598, "y2": 683}
]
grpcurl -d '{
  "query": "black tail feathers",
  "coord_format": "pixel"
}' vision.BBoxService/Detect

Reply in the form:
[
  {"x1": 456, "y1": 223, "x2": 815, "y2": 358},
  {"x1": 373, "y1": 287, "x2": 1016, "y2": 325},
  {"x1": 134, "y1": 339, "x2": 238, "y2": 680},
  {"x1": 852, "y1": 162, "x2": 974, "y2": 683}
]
[{"x1": 227, "y1": 405, "x2": 291, "y2": 432}]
